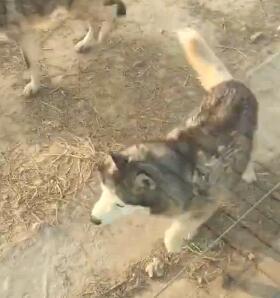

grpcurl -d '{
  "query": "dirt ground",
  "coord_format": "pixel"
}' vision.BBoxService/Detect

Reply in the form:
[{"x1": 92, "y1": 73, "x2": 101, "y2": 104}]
[{"x1": 0, "y1": 0, "x2": 280, "y2": 297}]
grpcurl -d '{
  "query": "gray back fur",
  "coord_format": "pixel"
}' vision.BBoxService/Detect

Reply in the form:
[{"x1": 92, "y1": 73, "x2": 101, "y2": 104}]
[{"x1": 99, "y1": 80, "x2": 258, "y2": 215}]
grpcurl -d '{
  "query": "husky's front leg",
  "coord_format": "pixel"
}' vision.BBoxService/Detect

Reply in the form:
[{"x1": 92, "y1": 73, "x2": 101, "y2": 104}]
[
  {"x1": 164, "y1": 217, "x2": 190, "y2": 253},
  {"x1": 164, "y1": 204, "x2": 218, "y2": 253},
  {"x1": 19, "y1": 31, "x2": 41, "y2": 97},
  {"x1": 242, "y1": 159, "x2": 257, "y2": 183},
  {"x1": 97, "y1": 20, "x2": 114, "y2": 43},
  {"x1": 75, "y1": 23, "x2": 95, "y2": 53}
]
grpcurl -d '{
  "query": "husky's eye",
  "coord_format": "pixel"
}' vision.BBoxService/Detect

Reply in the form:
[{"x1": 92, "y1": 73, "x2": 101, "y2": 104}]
[{"x1": 116, "y1": 203, "x2": 125, "y2": 208}]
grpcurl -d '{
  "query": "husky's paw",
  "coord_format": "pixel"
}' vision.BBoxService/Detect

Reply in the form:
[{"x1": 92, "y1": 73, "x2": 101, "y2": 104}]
[
  {"x1": 186, "y1": 230, "x2": 197, "y2": 241},
  {"x1": 242, "y1": 171, "x2": 257, "y2": 183},
  {"x1": 75, "y1": 40, "x2": 92, "y2": 53},
  {"x1": 242, "y1": 165, "x2": 257, "y2": 184},
  {"x1": 23, "y1": 81, "x2": 40, "y2": 97}
]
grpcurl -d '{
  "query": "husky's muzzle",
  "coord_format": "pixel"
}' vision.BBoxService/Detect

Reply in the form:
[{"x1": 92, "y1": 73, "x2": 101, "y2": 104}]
[{"x1": 90, "y1": 183, "x2": 149, "y2": 225}]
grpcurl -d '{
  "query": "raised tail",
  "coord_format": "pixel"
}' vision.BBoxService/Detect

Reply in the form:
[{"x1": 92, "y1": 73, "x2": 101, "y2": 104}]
[{"x1": 177, "y1": 28, "x2": 233, "y2": 91}]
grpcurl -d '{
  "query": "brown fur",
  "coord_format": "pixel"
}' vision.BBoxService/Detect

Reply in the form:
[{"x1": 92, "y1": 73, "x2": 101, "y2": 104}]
[{"x1": 176, "y1": 80, "x2": 258, "y2": 154}]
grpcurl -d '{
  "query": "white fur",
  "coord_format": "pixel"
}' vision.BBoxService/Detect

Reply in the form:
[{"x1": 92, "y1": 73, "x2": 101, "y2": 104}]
[
  {"x1": 164, "y1": 218, "x2": 188, "y2": 253},
  {"x1": 91, "y1": 183, "x2": 149, "y2": 224},
  {"x1": 176, "y1": 28, "x2": 233, "y2": 91},
  {"x1": 166, "y1": 127, "x2": 184, "y2": 140},
  {"x1": 242, "y1": 133, "x2": 257, "y2": 183},
  {"x1": 20, "y1": 31, "x2": 41, "y2": 97},
  {"x1": 164, "y1": 205, "x2": 218, "y2": 253},
  {"x1": 242, "y1": 159, "x2": 257, "y2": 183},
  {"x1": 97, "y1": 21, "x2": 114, "y2": 43},
  {"x1": 23, "y1": 72, "x2": 40, "y2": 97},
  {"x1": 75, "y1": 24, "x2": 94, "y2": 52}
]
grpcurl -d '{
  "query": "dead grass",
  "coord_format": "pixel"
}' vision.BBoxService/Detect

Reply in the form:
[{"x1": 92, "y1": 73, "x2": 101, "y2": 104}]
[
  {"x1": 0, "y1": 136, "x2": 101, "y2": 244},
  {"x1": 81, "y1": 239, "x2": 228, "y2": 298}
]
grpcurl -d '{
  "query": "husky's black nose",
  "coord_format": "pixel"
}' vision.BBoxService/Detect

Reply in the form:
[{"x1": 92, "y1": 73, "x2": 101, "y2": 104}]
[{"x1": 91, "y1": 216, "x2": 102, "y2": 225}]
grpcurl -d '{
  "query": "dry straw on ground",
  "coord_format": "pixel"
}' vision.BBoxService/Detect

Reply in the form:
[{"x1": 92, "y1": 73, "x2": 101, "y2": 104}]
[
  {"x1": 0, "y1": 137, "x2": 99, "y2": 243},
  {"x1": 82, "y1": 240, "x2": 227, "y2": 298}
]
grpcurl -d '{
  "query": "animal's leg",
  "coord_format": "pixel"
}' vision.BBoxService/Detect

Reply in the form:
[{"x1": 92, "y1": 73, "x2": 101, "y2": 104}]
[
  {"x1": 166, "y1": 127, "x2": 185, "y2": 140},
  {"x1": 19, "y1": 31, "x2": 41, "y2": 97},
  {"x1": 242, "y1": 159, "x2": 257, "y2": 183},
  {"x1": 75, "y1": 23, "x2": 94, "y2": 53},
  {"x1": 164, "y1": 205, "x2": 218, "y2": 253},
  {"x1": 97, "y1": 20, "x2": 114, "y2": 43},
  {"x1": 242, "y1": 133, "x2": 258, "y2": 183}
]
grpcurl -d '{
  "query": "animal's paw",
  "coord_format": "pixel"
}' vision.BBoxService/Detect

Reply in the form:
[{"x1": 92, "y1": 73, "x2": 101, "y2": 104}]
[
  {"x1": 75, "y1": 40, "x2": 92, "y2": 53},
  {"x1": 242, "y1": 170, "x2": 257, "y2": 183},
  {"x1": 186, "y1": 230, "x2": 197, "y2": 241},
  {"x1": 242, "y1": 165, "x2": 257, "y2": 183},
  {"x1": 23, "y1": 81, "x2": 40, "y2": 97}
]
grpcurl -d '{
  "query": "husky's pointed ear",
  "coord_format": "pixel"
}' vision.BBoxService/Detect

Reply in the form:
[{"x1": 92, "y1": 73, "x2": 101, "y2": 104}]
[{"x1": 110, "y1": 152, "x2": 129, "y2": 170}]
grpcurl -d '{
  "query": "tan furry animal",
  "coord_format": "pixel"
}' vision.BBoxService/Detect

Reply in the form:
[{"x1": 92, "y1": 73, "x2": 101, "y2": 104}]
[{"x1": 0, "y1": 0, "x2": 126, "y2": 96}]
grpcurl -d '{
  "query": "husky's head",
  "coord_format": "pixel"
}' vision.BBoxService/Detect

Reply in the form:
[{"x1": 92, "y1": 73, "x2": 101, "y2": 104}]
[{"x1": 91, "y1": 142, "x2": 197, "y2": 225}]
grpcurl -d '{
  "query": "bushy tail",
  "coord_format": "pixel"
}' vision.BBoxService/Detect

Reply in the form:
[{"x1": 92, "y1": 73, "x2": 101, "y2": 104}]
[{"x1": 177, "y1": 28, "x2": 233, "y2": 91}]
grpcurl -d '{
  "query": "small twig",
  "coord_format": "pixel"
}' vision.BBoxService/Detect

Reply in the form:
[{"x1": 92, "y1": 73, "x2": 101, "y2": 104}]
[
  {"x1": 86, "y1": 137, "x2": 96, "y2": 156},
  {"x1": 50, "y1": 148, "x2": 68, "y2": 164},
  {"x1": 55, "y1": 182, "x2": 63, "y2": 199},
  {"x1": 32, "y1": 212, "x2": 42, "y2": 223},
  {"x1": 45, "y1": 153, "x2": 90, "y2": 159},
  {"x1": 47, "y1": 63, "x2": 68, "y2": 72},
  {"x1": 222, "y1": 17, "x2": 227, "y2": 31},
  {"x1": 139, "y1": 115, "x2": 172, "y2": 124},
  {"x1": 183, "y1": 243, "x2": 220, "y2": 262},
  {"x1": 138, "y1": 65, "x2": 151, "y2": 77},
  {"x1": 216, "y1": 45, "x2": 247, "y2": 59},
  {"x1": 41, "y1": 100, "x2": 63, "y2": 114},
  {"x1": 95, "y1": 279, "x2": 127, "y2": 297},
  {"x1": 49, "y1": 87, "x2": 60, "y2": 95},
  {"x1": 184, "y1": 74, "x2": 191, "y2": 86}
]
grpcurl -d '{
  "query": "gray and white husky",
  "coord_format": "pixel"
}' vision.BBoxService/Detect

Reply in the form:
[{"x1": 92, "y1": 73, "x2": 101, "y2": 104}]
[
  {"x1": 0, "y1": 0, "x2": 126, "y2": 96},
  {"x1": 91, "y1": 28, "x2": 258, "y2": 253}
]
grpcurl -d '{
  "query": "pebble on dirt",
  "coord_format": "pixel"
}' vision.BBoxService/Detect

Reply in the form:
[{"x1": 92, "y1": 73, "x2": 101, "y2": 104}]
[
  {"x1": 247, "y1": 252, "x2": 256, "y2": 261},
  {"x1": 145, "y1": 257, "x2": 165, "y2": 278},
  {"x1": 250, "y1": 31, "x2": 264, "y2": 43}
]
